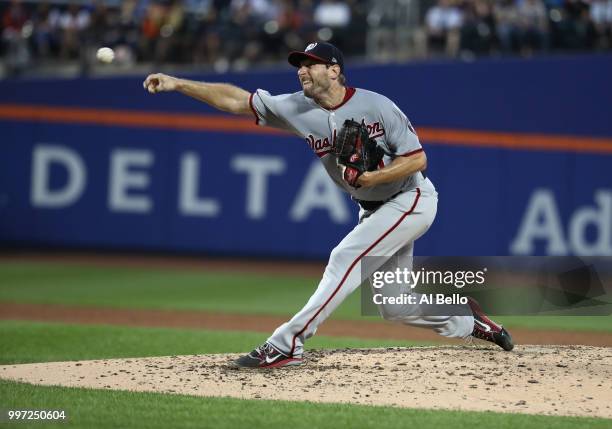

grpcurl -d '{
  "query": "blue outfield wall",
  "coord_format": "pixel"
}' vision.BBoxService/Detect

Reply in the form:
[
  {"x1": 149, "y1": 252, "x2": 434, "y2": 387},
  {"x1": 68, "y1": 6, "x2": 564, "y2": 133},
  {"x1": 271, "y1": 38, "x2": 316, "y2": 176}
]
[{"x1": 0, "y1": 54, "x2": 611, "y2": 258}]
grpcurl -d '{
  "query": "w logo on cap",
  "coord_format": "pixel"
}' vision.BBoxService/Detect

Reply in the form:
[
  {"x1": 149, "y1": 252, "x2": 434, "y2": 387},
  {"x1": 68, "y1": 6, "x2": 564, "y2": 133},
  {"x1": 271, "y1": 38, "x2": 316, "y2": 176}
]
[{"x1": 288, "y1": 42, "x2": 344, "y2": 72}]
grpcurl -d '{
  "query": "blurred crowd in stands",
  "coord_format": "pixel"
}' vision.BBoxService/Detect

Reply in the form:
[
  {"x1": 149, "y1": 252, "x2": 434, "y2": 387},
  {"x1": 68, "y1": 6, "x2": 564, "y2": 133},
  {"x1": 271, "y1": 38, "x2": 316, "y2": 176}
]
[
  {"x1": 420, "y1": 0, "x2": 612, "y2": 58},
  {"x1": 0, "y1": 0, "x2": 367, "y2": 74},
  {"x1": 1, "y1": 0, "x2": 611, "y2": 76}
]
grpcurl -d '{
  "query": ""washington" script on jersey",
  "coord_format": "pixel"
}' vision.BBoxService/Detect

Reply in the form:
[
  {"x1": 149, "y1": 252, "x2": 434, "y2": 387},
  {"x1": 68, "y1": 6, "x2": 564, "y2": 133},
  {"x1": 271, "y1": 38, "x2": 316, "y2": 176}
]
[{"x1": 305, "y1": 120, "x2": 385, "y2": 157}]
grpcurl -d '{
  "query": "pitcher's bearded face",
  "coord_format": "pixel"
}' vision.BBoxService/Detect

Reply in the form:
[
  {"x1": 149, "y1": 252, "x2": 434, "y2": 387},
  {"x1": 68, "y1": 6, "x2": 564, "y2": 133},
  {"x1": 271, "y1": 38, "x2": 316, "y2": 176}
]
[{"x1": 297, "y1": 60, "x2": 333, "y2": 98}]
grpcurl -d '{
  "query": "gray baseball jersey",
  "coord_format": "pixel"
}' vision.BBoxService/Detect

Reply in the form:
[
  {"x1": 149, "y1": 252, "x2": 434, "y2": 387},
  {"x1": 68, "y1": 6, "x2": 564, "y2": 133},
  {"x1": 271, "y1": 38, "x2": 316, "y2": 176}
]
[
  {"x1": 249, "y1": 87, "x2": 433, "y2": 201},
  {"x1": 246, "y1": 86, "x2": 470, "y2": 358}
]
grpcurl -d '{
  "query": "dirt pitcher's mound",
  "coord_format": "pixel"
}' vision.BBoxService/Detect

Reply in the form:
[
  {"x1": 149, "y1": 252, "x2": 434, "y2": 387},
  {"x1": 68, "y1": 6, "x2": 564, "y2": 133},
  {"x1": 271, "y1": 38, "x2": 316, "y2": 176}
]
[{"x1": 1, "y1": 345, "x2": 611, "y2": 418}]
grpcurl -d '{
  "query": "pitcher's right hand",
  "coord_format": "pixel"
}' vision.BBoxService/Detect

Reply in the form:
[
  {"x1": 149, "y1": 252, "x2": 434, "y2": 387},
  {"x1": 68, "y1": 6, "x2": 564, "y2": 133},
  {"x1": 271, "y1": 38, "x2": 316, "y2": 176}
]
[{"x1": 143, "y1": 73, "x2": 178, "y2": 94}]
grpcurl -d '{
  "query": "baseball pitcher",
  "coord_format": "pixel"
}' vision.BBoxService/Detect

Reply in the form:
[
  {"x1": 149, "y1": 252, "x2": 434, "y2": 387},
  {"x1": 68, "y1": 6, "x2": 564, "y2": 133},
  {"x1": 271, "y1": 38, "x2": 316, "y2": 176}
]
[{"x1": 143, "y1": 42, "x2": 514, "y2": 368}]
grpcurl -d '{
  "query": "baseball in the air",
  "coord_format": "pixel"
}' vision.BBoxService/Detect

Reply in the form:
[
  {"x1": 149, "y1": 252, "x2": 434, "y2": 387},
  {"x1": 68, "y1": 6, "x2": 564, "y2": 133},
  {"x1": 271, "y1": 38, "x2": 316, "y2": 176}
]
[{"x1": 96, "y1": 47, "x2": 115, "y2": 63}]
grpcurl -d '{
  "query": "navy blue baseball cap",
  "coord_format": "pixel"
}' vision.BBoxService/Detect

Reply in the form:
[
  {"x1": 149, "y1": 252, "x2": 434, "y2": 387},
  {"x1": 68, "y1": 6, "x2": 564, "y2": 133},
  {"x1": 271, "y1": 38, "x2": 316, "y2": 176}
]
[{"x1": 288, "y1": 42, "x2": 345, "y2": 73}]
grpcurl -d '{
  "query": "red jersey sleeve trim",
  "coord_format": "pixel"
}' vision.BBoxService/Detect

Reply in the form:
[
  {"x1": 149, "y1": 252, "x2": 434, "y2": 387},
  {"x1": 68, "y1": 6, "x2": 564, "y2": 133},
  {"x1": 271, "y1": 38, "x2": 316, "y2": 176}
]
[
  {"x1": 248, "y1": 92, "x2": 260, "y2": 125},
  {"x1": 399, "y1": 148, "x2": 424, "y2": 157}
]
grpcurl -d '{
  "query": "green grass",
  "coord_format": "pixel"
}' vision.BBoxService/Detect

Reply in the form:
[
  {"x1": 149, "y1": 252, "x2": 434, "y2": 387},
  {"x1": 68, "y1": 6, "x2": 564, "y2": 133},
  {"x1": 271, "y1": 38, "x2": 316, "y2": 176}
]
[
  {"x1": 0, "y1": 380, "x2": 609, "y2": 429},
  {"x1": 1, "y1": 262, "x2": 610, "y2": 332},
  {"x1": 0, "y1": 261, "x2": 361, "y2": 318},
  {"x1": 0, "y1": 321, "x2": 431, "y2": 365}
]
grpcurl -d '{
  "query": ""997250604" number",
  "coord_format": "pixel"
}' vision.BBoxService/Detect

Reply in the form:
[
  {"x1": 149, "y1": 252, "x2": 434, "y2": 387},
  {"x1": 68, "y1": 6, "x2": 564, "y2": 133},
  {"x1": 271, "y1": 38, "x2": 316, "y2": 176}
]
[{"x1": 6, "y1": 410, "x2": 67, "y2": 421}]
